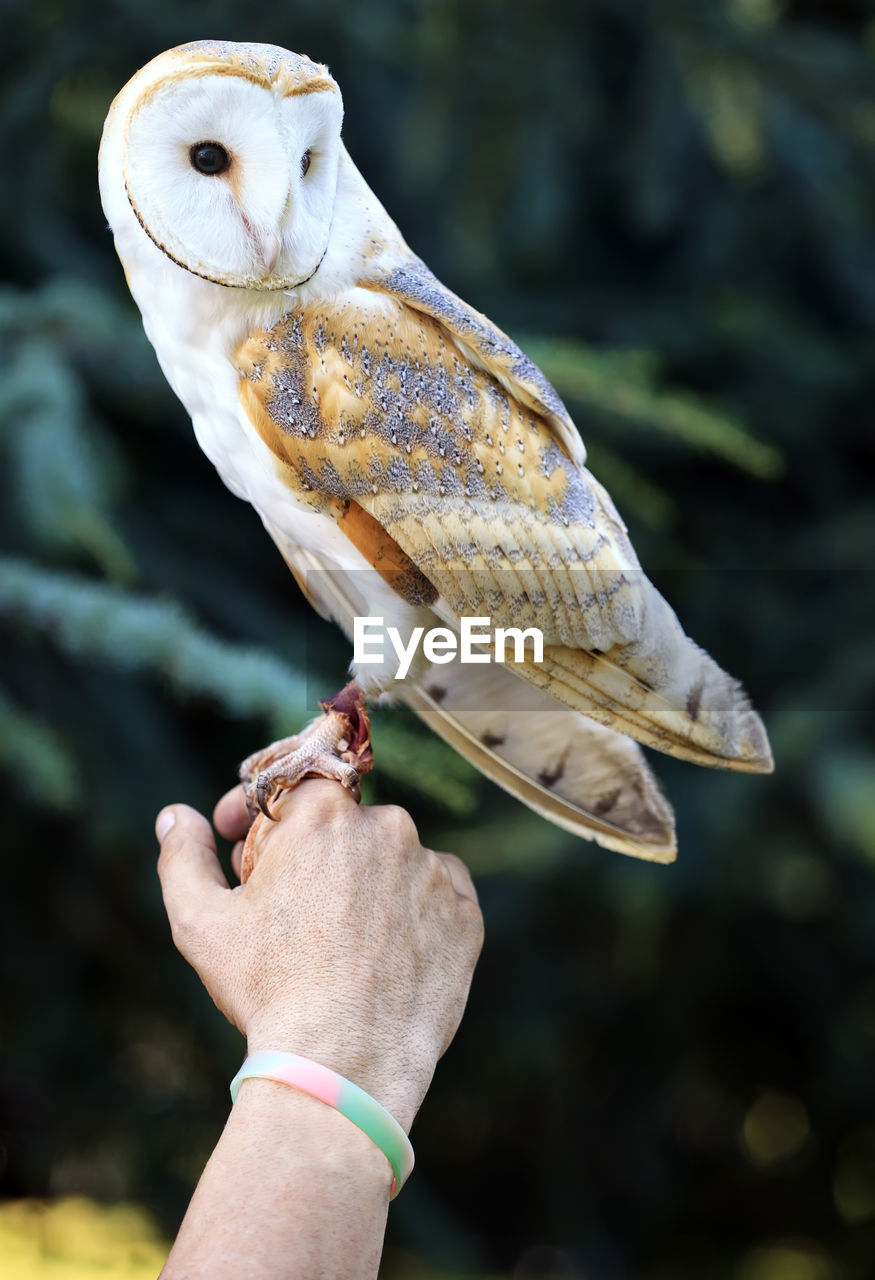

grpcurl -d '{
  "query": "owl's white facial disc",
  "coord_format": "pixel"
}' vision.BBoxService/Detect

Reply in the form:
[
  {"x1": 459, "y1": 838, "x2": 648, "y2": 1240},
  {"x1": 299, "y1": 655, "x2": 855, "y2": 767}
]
[{"x1": 122, "y1": 72, "x2": 343, "y2": 290}]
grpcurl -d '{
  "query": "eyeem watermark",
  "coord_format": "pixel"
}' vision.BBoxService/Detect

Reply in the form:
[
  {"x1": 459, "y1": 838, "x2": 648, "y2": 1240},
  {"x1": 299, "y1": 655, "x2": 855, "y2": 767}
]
[{"x1": 354, "y1": 616, "x2": 545, "y2": 680}]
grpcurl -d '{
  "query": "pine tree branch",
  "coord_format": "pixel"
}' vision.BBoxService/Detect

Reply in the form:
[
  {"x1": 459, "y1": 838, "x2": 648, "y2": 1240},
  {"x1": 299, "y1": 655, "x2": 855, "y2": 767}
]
[
  {"x1": 0, "y1": 558, "x2": 308, "y2": 734},
  {"x1": 520, "y1": 336, "x2": 784, "y2": 478}
]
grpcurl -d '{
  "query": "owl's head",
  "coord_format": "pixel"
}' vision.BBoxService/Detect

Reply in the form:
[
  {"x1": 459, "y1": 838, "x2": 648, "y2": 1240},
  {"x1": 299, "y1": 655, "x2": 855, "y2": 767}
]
[{"x1": 100, "y1": 41, "x2": 344, "y2": 291}]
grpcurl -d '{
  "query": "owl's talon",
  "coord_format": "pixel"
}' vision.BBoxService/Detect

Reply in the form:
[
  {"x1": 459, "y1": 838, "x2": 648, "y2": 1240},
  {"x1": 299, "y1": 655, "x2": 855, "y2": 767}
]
[
  {"x1": 239, "y1": 681, "x2": 373, "y2": 838},
  {"x1": 256, "y1": 775, "x2": 277, "y2": 820}
]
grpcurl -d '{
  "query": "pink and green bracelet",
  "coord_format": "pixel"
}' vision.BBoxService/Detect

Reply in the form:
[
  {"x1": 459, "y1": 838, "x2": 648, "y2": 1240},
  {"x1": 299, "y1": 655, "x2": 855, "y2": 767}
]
[{"x1": 230, "y1": 1050, "x2": 415, "y2": 1198}]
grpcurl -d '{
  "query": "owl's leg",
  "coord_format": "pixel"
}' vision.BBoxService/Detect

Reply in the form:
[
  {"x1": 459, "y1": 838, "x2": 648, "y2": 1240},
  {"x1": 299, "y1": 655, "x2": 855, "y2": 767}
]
[{"x1": 238, "y1": 681, "x2": 373, "y2": 822}]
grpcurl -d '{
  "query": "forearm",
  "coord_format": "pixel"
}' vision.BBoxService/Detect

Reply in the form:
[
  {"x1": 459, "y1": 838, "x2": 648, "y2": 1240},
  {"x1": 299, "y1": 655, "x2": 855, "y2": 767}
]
[{"x1": 161, "y1": 1078, "x2": 393, "y2": 1279}]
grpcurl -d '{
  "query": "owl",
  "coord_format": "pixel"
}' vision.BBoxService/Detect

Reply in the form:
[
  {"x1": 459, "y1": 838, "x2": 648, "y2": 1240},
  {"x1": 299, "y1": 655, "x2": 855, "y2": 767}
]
[{"x1": 98, "y1": 40, "x2": 772, "y2": 866}]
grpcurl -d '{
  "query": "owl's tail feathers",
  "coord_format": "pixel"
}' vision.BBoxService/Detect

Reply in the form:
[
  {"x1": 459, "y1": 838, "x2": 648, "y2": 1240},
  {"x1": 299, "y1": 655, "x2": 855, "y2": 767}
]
[
  {"x1": 402, "y1": 665, "x2": 677, "y2": 863},
  {"x1": 512, "y1": 639, "x2": 773, "y2": 774}
]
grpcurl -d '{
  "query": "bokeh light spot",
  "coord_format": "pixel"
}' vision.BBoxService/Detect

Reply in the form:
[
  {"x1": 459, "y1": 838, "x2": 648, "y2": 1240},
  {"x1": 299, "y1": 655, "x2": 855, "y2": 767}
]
[{"x1": 741, "y1": 1092, "x2": 810, "y2": 1167}]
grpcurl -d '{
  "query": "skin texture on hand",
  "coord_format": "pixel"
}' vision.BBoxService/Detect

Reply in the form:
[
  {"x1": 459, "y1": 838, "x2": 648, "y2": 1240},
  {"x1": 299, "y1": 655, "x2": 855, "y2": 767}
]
[
  {"x1": 154, "y1": 781, "x2": 484, "y2": 1279},
  {"x1": 157, "y1": 781, "x2": 483, "y2": 1128}
]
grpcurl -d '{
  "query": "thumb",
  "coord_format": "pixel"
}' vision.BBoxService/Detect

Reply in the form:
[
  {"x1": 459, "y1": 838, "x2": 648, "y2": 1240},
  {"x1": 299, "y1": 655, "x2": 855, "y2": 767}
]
[{"x1": 156, "y1": 804, "x2": 230, "y2": 932}]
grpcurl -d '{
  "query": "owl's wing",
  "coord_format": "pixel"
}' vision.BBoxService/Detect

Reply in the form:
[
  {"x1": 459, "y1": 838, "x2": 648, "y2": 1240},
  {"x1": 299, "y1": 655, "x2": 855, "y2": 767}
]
[
  {"x1": 360, "y1": 254, "x2": 586, "y2": 467},
  {"x1": 402, "y1": 671, "x2": 677, "y2": 861},
  {"x1": 265, "y1": 535, "x2": 676, "y2": 862},
  {"x1": 235, "y1": 286, "x2": 772, "y2": 774}
]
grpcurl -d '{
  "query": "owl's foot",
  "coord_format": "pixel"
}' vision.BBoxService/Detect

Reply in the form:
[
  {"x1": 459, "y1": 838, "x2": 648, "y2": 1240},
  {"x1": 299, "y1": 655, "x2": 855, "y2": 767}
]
[{"x1": 239, "y1": 681, "x2": 373, "y2": 822}]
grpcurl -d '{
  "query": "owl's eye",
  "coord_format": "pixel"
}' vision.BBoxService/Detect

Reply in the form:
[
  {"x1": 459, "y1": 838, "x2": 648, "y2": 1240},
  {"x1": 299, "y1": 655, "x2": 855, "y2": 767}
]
[
  {"x1": 301, "y1": 149, "x2": 312, "y2": 177},
  {"x1": 189, "y1": 142, "x2": 231, "y2": 175}
]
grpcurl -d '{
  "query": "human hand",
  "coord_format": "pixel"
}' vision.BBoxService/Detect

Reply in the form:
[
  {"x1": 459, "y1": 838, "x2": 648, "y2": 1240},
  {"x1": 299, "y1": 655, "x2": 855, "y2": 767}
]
[{"x1": 155, "y1": 783, "x2": 484, "y2": 1130}]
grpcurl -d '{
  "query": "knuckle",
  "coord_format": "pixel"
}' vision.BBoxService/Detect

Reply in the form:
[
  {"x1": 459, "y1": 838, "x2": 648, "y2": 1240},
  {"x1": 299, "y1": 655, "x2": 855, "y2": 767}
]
[
  {"x1": 380, "y1": 803, "x2": 418, "y2": 842},
  {"x1": 434, "y1": 850, "x2": 480, "y2": 907},
  {"x1": 444, "y1": 851, "x2": 476, "y2": 888},
  {"x1": 310, "y1": 783, "x2": 354, "y2": 821},
  {"x1": 427, "y1": 847, "x2": 452, "y2": 886}
]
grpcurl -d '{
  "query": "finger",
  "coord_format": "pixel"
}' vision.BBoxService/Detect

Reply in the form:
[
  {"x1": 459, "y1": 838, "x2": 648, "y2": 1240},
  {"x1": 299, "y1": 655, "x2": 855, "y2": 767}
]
[
  {"x1": 237, "y1": 781, "x2": 361, "y2": 887},
  {"x1": 156, "y1": 805, "x2": 230, "y2": 928},
  {"x1": 214, "y1": 786, "x2": 252, "y2": 842},
  {"x1": 434, "y1": 850, "x2": 480, "y2": 905},
  {"x1": 230, "y1": 840, "x2": 244, "y2": 881},
  {"x1": 269, "y1": 778, "x2": 362, "y2": 823}
]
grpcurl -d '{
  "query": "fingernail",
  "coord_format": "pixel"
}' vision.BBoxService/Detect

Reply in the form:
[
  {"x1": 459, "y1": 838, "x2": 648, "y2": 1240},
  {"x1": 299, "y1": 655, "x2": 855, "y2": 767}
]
[{"x1": 156, "y1": 809, "x2": 176, "y2": 842}]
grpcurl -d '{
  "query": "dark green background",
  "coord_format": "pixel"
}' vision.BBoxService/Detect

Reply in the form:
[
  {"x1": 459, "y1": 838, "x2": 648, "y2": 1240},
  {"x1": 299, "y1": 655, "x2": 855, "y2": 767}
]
[{"x1": 2, "y1": 2, "x2": 874, "y2": 1276}]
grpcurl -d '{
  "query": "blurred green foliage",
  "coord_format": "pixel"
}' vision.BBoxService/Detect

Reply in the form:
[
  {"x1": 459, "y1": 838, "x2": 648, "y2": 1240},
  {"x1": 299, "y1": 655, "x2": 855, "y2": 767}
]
[{"x1": 1, "y1": 1, "x2": 874, "y2": 1278}]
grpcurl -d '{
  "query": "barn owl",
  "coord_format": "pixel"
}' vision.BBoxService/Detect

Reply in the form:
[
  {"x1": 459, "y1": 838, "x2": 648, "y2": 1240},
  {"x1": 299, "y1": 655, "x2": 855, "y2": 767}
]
[{"x1": 99, "y1": 40, "x2": 772, "y2": 866}]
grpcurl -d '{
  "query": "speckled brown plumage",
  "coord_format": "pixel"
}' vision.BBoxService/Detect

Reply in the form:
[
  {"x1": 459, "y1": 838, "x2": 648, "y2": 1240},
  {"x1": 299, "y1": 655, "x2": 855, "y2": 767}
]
[
  {"x1": 234, "y1": 263, "x2": 771, "y2": 772},
  {"x1": 235, "y1": 269, "x2": 639, "y2": 644}
]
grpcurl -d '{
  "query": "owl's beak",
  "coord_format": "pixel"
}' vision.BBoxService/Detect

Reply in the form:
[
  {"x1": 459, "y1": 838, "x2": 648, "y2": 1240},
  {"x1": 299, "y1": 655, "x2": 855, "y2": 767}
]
[
  {"x1": 257, "y1": 229, "x2": 281, "y2": 275},
  {"x1": 242, "y1": 215, "x2": 282, "y2": 276}
]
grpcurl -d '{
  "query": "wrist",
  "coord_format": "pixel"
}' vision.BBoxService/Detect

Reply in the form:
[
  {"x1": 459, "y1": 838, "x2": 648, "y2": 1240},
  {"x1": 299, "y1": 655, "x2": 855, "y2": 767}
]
[
  {"x1": 244, "y1": 1020, "x2": 428, "y2": 1132},
  {"x1": 229, "y1": 1074, "x2": 393, "y2": 1190}
]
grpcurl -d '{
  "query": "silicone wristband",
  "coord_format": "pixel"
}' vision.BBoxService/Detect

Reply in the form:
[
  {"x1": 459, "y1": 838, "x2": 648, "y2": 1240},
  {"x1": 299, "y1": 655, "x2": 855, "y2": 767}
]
[{"x1": 230, "y1": 1050, "x2": 415, "y2": 1197}]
